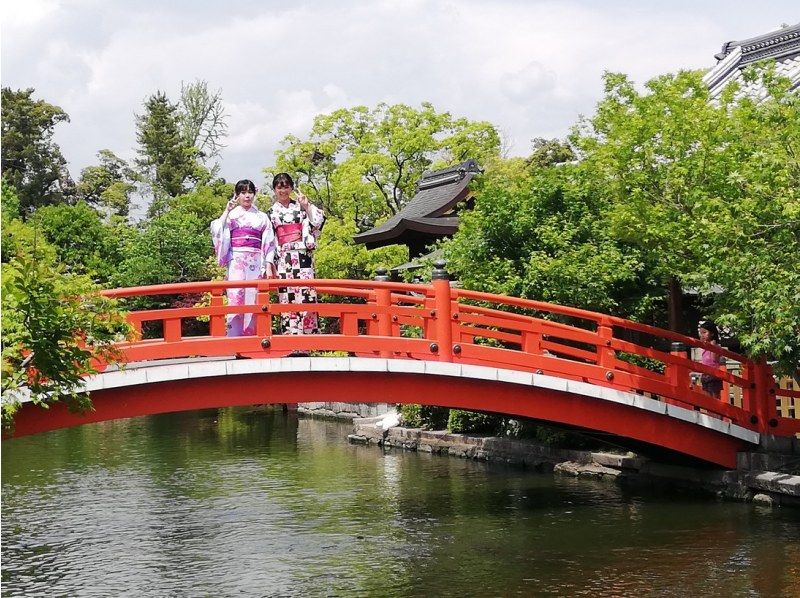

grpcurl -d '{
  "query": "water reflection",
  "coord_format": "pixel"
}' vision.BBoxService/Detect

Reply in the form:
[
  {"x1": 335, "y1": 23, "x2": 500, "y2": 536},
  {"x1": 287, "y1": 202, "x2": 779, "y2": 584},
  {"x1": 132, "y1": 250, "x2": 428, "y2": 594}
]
[{"x1": 3, "y1": 408, "x2": 799, "y2": 596}]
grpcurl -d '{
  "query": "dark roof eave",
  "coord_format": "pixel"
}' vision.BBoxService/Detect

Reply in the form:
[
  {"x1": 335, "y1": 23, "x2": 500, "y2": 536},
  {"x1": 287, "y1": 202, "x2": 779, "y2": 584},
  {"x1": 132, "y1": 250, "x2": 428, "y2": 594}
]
[{"x1": 356, "y1": 217, "x2": 460, "y2": 248}]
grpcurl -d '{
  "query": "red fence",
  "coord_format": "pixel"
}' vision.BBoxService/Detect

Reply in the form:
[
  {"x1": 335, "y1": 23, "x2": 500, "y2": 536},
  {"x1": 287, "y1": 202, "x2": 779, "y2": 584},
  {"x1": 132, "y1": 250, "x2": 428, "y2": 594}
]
[{"x1": 101, "y1": 269, "x2": 799, "y2": 439}]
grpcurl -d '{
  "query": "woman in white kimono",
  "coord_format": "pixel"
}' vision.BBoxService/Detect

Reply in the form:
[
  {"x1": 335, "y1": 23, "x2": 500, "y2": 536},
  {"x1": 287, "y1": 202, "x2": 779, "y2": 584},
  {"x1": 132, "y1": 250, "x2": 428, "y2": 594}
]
[
  {"x1": 210, "y1": 179, "x2": 276, "y2": 337},
  {"x1": 268, "y1": 173, "x2": 325, "y2": 336}
]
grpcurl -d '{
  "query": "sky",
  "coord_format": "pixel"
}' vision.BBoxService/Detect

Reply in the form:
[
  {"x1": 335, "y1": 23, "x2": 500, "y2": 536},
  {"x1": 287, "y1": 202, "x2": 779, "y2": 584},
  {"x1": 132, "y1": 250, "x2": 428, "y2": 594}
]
[{"x1": 2, "y1": 0, "x2": 798, "y2": 188}]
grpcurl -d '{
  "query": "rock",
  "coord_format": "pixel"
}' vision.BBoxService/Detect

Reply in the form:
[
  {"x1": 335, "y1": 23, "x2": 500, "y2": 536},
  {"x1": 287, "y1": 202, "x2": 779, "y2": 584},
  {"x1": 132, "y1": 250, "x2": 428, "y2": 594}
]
[{"x1": 752, "y1": 493, "x2": 775, "y2": 506}]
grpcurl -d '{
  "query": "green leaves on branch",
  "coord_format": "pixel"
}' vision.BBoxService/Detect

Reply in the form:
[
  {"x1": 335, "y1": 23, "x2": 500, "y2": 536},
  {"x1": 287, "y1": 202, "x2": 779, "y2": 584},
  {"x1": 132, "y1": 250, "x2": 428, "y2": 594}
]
[
  {"x1": 1, "y1": 252, "x2": 133, "y2": 430},
  {"x1": 266, "y1": 102, "x2": 501, "y2": 280},
  {"x1": 269, "y1": 102, "x2": 501, "y2": 225},
  {"x1": 1, "y1": 87, "x2": 74, "y2": 215},
  {"x1": 576, "y1": 68, "x2": 800, "y2": 374}
]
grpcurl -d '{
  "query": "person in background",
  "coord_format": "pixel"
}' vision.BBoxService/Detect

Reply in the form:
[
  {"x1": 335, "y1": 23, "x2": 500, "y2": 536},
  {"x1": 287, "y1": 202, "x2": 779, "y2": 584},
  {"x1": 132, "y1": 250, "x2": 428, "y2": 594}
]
[
  {"x1": 210, "y1": 179, "x2": 275, "y2": 337},
  {"x1": 697, "y1": 319, "x2": 724, "y2": 398},
  {"x1": 268, "y1": 173, "x2": 325, "y2": 339}
]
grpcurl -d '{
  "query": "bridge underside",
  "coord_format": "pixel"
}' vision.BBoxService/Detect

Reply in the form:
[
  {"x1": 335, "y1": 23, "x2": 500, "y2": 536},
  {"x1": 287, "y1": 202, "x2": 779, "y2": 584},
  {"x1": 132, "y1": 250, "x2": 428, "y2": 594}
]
[{"x1": 9, "y1": 369, "x2": 750, "y2": 468}]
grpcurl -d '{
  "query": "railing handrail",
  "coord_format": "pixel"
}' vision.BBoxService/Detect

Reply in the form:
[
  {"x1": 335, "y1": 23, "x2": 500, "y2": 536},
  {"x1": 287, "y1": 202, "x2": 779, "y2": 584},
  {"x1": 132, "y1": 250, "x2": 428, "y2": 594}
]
[{"x1": 93, "y1": 278, "x2": 793, "y2": 436}]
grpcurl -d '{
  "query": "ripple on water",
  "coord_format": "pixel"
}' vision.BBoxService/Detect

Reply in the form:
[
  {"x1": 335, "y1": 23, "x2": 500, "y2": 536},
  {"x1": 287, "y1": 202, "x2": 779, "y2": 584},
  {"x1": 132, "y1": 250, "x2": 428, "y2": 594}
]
[{"x1": 3, "y1": 410, "x2": 800, "y2": 596}]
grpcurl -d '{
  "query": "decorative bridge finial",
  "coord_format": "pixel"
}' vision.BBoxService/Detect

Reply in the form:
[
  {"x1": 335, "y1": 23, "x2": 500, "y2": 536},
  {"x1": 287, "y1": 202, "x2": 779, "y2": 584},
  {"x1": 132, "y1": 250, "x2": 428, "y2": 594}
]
[{"x1": 432, "y1": 260, "x2": 449, "y2": 281}]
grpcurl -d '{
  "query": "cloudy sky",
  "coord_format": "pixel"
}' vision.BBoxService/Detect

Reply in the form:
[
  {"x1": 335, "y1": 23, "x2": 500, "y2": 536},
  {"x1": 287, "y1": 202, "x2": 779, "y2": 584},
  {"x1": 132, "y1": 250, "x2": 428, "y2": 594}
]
[{"x1": 2, "y1": 0, "x2": 797, "y2": 186}]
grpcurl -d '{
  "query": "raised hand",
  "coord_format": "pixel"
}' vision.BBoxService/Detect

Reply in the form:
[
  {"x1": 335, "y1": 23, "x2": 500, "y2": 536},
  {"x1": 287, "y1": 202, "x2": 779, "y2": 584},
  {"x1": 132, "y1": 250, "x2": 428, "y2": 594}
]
[{"x1": 296, "y1": 190, "x2": 310, "y2": 210}]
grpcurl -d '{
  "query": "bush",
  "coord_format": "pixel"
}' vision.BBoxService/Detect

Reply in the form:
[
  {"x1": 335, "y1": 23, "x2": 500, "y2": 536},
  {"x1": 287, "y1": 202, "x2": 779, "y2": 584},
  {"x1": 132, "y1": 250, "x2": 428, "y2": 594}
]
[
  {"x1": 447, "y1": 409, "x2": 503, "y2": 434},
  {"x1": 399, "y1": 404, "x2": 449, "y2": 429}
]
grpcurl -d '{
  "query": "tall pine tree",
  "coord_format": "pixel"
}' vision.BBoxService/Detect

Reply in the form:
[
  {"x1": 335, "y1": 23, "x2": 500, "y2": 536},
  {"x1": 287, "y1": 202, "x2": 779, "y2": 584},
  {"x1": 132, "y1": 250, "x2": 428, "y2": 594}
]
[{"x1": 135, "y1": 92, "x2": 198, "y2": 208}]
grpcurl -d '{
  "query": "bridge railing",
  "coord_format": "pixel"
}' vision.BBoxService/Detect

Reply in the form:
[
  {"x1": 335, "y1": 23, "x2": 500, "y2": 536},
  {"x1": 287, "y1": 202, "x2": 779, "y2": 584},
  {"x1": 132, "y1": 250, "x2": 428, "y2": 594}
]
[{"x1": 100, "y1": 271, "x2": 795, "y2": 438}]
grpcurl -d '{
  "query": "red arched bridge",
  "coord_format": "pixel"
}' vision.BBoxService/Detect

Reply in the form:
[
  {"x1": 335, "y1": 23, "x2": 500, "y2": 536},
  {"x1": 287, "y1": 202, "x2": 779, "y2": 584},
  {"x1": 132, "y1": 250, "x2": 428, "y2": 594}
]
[{"x1": 8, "y1": 266, "x2": 800, "y2": 468}]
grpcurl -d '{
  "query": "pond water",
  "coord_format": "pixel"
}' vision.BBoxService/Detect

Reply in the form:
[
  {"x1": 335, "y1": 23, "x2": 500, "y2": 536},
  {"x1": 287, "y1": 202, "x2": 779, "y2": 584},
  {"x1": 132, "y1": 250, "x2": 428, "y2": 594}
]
[{"x1": 3, "y1": 408, "x2": 799, "y2": 596}]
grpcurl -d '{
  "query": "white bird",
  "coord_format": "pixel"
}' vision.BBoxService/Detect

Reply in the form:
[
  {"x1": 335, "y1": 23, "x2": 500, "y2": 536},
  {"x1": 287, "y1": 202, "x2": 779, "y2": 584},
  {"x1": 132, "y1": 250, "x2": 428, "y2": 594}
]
[{"x1": 376, "y1": 410, "x2": 401, "y2": 431}]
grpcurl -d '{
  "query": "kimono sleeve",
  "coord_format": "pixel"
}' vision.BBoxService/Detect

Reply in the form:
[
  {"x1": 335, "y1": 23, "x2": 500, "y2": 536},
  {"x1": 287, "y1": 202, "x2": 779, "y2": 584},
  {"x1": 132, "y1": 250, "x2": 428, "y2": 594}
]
[
  {"x1": 210, "y1": 213, "x2": 232, "y2": 267},
  {"x1": 261, "y1": 214, "x2": 276, "y2": 274},
  {"x1": 302, "y1": 203, "x2": 325, "y2": 249}
]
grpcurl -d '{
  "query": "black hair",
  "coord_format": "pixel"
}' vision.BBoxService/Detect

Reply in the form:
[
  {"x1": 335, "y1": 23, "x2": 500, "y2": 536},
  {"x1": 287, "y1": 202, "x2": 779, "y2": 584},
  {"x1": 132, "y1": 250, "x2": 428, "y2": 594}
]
[
  {"x1": 698, "y1": 320, "x2": 719, "y2": 341},
  {"x1": 235, "y1": 179, "x2": 256, "y2": 195},
  {"x1": 272, "y1": 173, "x2": 294, "y2": 189}
]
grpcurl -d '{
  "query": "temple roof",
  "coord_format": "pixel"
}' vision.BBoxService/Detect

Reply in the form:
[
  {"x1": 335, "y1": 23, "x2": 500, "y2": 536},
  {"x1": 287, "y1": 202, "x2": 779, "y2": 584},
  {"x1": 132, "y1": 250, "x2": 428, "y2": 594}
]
[
  {"x1": 354, "y1": 159, "x2": 481, "y2": 251},
  {"x1": 704, "y1": 23, "x2": 800, "y2": 100}
]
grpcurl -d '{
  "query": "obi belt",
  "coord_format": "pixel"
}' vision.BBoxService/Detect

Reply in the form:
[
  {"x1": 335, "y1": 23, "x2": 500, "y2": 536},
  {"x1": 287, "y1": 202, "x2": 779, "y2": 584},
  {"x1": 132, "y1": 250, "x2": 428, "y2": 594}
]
[
  {"x1": 231, "y1": 226, "x2": 263, "y2": 250},
  {"x1": 276, "y1": 222, "x2": 302, "y2": 246}
]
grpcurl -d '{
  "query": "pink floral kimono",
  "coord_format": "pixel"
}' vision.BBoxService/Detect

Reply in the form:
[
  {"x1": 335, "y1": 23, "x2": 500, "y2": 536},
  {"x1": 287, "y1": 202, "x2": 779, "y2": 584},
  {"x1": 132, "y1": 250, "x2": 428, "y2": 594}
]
[{"x1": 211, "y1": 206, "x2": 275, "y2": 336}]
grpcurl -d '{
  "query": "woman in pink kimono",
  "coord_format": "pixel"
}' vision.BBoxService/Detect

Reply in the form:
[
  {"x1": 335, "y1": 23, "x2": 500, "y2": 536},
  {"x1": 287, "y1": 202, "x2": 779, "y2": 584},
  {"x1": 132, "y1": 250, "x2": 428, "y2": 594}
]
[
  {"x1": 210, "y1": 179, "x2": 276, "y2": 337},
  {"x1": 268, "y1": 173, "x2": 325, "y2": 336}
]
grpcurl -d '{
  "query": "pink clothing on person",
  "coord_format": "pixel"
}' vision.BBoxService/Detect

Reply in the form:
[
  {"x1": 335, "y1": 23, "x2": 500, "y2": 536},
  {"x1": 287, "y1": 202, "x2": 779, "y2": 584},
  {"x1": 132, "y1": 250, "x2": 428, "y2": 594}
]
[
  {"x1": 210, "y1": 206, "x2": 276, "y2": 337},
  {"x1": 700, "y1": 347, "x2": 721, "y2": 367}
]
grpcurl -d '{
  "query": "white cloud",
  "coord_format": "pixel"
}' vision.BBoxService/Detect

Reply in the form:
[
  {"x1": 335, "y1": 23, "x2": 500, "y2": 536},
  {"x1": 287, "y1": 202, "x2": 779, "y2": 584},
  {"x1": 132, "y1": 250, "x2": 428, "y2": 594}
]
[
  {"x1": 3, "y1": 0, "x2": 60, "y2": 28},
  {"x1": 2, "y1": 0, "x2": 796, "y2": 183}
]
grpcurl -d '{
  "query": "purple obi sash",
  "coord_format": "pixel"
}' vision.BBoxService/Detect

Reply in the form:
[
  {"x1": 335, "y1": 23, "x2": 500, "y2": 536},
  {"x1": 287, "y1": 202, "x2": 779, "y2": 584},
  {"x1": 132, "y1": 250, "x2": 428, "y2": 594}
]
[{"x1": 231, "y1": 226, "x2": 263, "y2": 249}]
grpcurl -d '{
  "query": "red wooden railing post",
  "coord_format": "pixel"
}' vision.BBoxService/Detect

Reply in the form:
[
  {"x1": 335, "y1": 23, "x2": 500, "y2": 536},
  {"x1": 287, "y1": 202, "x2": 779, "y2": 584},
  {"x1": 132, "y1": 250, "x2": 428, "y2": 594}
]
[
  {"x1": 753, "y1": 358, "x2": 778, "y2": 434},
  {"x1": 209, "y1": 288, "x2": 226, "y2": 337},
  {"x1": 596, "y1": 317, "x2": 615, "y2": 372},
  {"x1": 667, "y1": 342, "x2": 692, "y2": 405},
  {"x1": 255, "y1": 280, "x2": 272, "y2": 338},
  {"x1": 163, "y1": 318, "x2": 181, "y2": 343},
  {"x1": 375, "y1": 268, "x2": 392, "y2": 358},
  {"x1": 432, "y1": 260, "x2": 453, "y2": 362}
]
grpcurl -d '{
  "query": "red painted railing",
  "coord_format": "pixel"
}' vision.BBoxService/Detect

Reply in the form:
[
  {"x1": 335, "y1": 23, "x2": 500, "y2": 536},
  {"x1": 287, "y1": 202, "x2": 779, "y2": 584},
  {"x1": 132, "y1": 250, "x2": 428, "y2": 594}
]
[{"x1": 100, "y1": 273, "x2": 798, "y2": 438}]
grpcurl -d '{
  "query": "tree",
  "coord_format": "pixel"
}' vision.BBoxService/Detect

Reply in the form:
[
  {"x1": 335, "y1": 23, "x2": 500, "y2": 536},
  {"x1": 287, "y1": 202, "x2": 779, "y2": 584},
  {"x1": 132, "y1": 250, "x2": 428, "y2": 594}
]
[
  {"x1": 526, "y1": 137, "x2": 576, "y2": 169},
  {"x1": 112, "y1": 208, "x2": 216, "y2": 293},
  {"x1": 135, "y1": 91, "x2": 203, "y2": 207},
  {"x1": 34, "y1": 201, "x2": 125, "y2": 281},
  {"x1": 1, "y1": 198, "x2": 132, "y2": 430},
  {"x1": 179, "y1": 79, "x2": 228, "y2": 169},
  {"x1": 443, "y1": 158, "x2": 661, "y2": 320},
  {"x1": 77, "y1": 149, "x2": 138, "y2": 217},
  {"x1": 269, "y1": 103, "x2": 501, "y2": 226},
  {"x1": 1, "y1": 87, "x2": 74, "y2": 214},
  {"x1": 572, "y1": 68, "x2": 799, "y2": 374},
  {"x1": 266, "y1": 103, "x2": 501, "y2": 279}
]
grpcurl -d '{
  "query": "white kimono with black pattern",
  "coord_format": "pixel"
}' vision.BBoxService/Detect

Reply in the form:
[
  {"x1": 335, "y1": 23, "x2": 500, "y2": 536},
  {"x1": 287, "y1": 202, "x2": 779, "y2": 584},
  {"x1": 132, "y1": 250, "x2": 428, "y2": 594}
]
[{"x1": 268, "y1": 200, "x2": 325, "y2": 335}]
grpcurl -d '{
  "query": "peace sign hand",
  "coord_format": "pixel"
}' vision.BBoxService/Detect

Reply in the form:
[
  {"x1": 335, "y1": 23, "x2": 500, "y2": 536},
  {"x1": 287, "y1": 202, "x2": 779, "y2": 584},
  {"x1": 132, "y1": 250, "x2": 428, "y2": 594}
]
[{"x1": 296, "y1": 191, "x2": 310, "y2": 210}]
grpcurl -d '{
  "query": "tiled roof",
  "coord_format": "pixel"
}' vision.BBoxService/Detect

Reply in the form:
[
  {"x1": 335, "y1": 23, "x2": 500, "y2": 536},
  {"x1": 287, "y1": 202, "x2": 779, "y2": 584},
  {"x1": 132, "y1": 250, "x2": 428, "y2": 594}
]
[
  {"x1": 704, "y1": 23, "x2": 800, "y2": 100},
  {"x1": 354, "y1": 159, "x2": 481, "y2": 249}
]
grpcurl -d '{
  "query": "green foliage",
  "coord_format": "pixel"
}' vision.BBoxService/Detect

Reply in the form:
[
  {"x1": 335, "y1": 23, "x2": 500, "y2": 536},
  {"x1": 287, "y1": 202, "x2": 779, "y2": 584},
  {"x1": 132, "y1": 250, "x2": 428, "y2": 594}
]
[
  {"x1": 2, "y1": 184, "x2": 53, "y2": 264},
  {"x1": 136, "y1": 91, "x2": 207, "y2": 205},
  {"x1": 444, "y1": 159, "x2": 661, "y2": 319},
  {"x1": 399, "y1": 404, "x2": 449, "y2": 430},
  {"x1": 266, "y1": 103, "x2": 500, "y2": 278},
  {"x1": 112, "y1": 208, "x2": 215, "y2": 293},
  {"x1": 170, "y1": 180, "x2": 233, "y2": 225},
  {"x1": 2, "y1": 180, "x2": 21, "y2": 218},
  {"x1": 314, "y1": 218, "x2": 407, "y2": 280},
  {"x1": 1, "y1": 87, "x2": 73, "y2": 214},
  {"x1": 575, "y1": 68, "x2": 800, "y2": 373},
  {"x1": 1, "y1": 252, "x2": 132, "y2": 430},
  {"x1": 507, "y1": 420, "x2": 597, "y2": 449},
  {"x1": 178, "y1": 79, "x2": 228, "y2": 169},
  {"x1": 34, "y1": 201, "x2": 124, "y2": 281},
  {"x1": 271, "y1": 102, "x2": 500, "y2": 222},
  {"x1": 77, "y1": 149, "x2": 138, "y2": 217},
  {"x1": 527, "y1": 137, "x2": 576, "y2": 169},
  {"x1": 447, "y1": 409, "x2": 502, "y2": 434}
]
